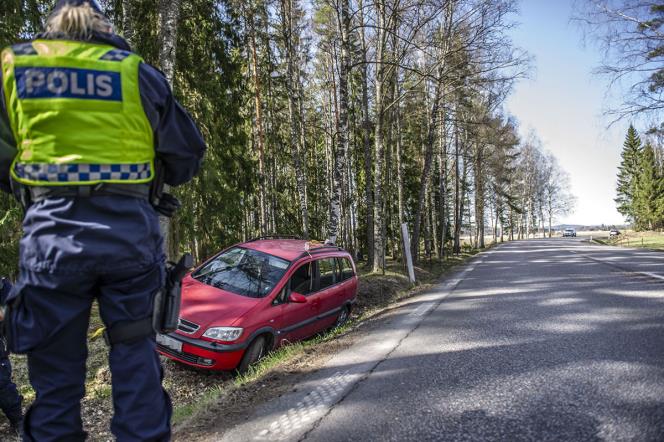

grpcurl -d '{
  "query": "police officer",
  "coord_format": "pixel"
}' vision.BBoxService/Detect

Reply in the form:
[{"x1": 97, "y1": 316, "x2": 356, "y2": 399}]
[
  {"x1": 0, "y1": 0, "x2": 206, "y2": 440},
  {"x1": 0, "y1": 277, "x2": 22, "y2": 435}
]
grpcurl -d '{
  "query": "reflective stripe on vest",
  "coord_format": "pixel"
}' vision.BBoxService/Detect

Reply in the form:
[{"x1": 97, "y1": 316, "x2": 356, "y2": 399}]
[
  {"x1": 15, "y1": 162, "x2": 151, "y2": 183},
  {"x1": 1, "y1": 40, "x2": 155, "y2": 186}
]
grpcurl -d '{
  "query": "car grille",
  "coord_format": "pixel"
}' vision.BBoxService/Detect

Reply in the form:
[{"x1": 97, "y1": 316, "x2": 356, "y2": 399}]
[
  {"x1": 157, "y1": 344, "x2": 199, "y2": 365},
  {"x1": 177, "y1": 318, "x2": 200, "y2": 334}
]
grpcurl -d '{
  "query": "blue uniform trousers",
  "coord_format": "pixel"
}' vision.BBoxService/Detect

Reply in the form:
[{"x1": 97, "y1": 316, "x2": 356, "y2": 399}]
[
  {"x1": 11, "y1": 264, "x2": 171, "y2": 441},
  {"x1": 0, "y1": 350, "x2": 22, "y2": 427},
  {"x1": 6, "y1": 195, "x2": 172, "y2": 441}
]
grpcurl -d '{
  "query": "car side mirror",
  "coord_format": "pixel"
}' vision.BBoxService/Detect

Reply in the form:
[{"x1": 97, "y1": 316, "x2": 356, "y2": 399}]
[{"x1": 289, "y1": 292, "x2": 307, "y2": 303}]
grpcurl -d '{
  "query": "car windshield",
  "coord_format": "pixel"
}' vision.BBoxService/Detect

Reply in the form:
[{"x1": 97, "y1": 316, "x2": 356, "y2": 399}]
[{"x1": 192, "y1": 247, "x2": 290, "y2": 298}]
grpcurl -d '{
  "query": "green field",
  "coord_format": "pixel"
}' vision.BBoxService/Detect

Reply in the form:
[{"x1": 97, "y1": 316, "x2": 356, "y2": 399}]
[{"x1": 595, "y1": 231, "x2": 664, "y2": 250}]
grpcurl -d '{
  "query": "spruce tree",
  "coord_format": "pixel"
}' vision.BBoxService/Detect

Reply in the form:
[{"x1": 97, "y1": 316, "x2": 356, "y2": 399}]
[
  {"x1": 615, "y1": 125, "x2": 643, "y2": 223},
  {"x1": 634, "y1": 143, "x2": 664, "y2": 230}
]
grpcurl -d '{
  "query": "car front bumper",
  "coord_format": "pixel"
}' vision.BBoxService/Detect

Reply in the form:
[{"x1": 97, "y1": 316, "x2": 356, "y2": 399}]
[{"x1": 156, "y1": 333, "x2": 247, "y2": 371}]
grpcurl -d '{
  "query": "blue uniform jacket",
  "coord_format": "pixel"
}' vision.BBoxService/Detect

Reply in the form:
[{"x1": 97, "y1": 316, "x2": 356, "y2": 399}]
[{"x1": 0, "y1": 32, "x2": 206, "y2": 273}]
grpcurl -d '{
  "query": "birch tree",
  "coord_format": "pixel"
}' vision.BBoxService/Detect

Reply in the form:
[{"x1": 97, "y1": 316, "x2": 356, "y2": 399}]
[{"x1": 158, "y1": 0, "x2": 181, "y2": 258}]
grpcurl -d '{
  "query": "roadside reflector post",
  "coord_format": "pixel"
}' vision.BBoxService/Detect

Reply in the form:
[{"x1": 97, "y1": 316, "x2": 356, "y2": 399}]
[{"x1": 401, "y1": 223, "x2": 416, "y2": 284}]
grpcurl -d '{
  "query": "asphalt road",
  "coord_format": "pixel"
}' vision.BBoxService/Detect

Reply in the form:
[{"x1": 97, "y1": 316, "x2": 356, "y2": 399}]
[{"x1": 221, "y1": 239, "x2": 664, "y2": 442}]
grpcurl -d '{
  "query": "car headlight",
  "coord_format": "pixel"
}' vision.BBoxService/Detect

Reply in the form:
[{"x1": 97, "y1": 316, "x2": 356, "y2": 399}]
[{"x1": 203, "y1": 327, "x2": 243, "y2": 341}]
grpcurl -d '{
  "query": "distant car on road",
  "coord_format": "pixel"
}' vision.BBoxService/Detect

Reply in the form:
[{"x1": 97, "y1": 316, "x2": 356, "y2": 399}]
[
  {"x1": 562, "y1": 228, "x2": 576, "y2": 237},
  {"x1": 609, "y1": 229, "x2": 621, "y2": 238},
  {"x1": 157, "y1": 237, "x2": 358, "y2": 372}
]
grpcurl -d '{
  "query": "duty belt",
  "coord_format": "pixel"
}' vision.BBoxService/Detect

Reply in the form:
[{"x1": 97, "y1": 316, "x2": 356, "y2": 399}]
[{"x1": 29, "y1": 183, "x2": 150, "y2": 202}]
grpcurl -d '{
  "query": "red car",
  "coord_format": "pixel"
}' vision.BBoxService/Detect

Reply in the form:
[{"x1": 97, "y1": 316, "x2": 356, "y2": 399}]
[{"x1": 156, "y1": 237, "x2": 358, "y2": 372}]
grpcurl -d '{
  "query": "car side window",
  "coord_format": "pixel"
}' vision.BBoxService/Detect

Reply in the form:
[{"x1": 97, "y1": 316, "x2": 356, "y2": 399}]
[
  {"x1": 318, "y1": 258, "x2": 337, "y2": 290},
  {"x1": 337, "y1": 257, "x2": 355, "y2": 281},
  {"x1": 290, "y1": 262, "x2": 314, "y2": 295}
]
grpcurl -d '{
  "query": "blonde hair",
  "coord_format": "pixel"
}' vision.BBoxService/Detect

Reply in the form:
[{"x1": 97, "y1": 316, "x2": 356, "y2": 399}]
[{"x1": 44, "y1": 3, "x2": 113, "y2": 39}]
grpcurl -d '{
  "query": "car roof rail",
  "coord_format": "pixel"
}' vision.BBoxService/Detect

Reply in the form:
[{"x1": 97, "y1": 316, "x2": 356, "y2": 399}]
[
  {"x1": 294, "y1": 243, "x2": 344, "y2": 261},
  {"x1": 246, "y1": 234, "x2": 302, "y2": 242}
]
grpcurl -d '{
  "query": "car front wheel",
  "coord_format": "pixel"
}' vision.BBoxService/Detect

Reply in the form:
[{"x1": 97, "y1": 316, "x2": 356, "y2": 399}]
[
  {"x1": 334, "y1": 305, "x2": 351, "y2": 329},
  {"x1": 237, "y1": 335, "x2": 268, "y2": 374}
]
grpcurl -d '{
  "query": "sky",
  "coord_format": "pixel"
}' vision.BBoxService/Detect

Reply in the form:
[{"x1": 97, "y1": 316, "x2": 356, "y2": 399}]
[{"x1": 506, "y1": 0, "x2": 627, "y2": 226}]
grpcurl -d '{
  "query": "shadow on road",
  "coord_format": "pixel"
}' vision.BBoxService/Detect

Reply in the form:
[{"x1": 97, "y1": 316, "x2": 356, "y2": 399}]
[{"x1": 294, "y1": 240, "x2": 664, "y2": 441}]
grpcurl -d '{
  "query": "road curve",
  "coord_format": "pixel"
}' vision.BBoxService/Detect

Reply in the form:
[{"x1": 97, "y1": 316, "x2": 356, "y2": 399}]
[{"x1": 220, "y1": 239, "x2": 664, "y2": 442}]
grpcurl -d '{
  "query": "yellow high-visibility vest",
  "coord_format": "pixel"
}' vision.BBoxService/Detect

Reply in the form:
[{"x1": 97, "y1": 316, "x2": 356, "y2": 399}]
[{"x1": 1, "y1": 39, "x2": 154, "y2": 186}]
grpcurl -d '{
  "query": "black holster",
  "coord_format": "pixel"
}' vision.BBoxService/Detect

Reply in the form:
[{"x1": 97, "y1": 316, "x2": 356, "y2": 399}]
[
  {"x1": 152, "y1": 253, "x2": 194, "y2": 334},
  {"x1": 150, "y1": 160, "x2": 181, "y2": 218}
]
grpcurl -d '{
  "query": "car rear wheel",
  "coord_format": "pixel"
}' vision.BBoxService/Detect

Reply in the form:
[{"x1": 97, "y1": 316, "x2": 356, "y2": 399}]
[
  {"x1": 237, "y1": 336, "x2": 267, "y2": 374},
  {"x1": 334, "y1": 305, "x2": 351, "y2": 329}
]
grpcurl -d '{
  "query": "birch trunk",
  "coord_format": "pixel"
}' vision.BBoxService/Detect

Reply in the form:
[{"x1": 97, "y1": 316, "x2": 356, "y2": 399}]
[
  {"x1": 158, "y1": 0, "x2": 181, "y2": 259},
  {"x1": 372, "y1": 0, "x2": 387, "y2": 272},
  {"x1": 327, "y1": 0, "x2": 350, "y2": 244},
  {"x1": 358, "y1": 0, "x2": 374, "y2": 264},
  {"x1": 548, "y1": 197, "x2": 553, "y2": 238},
  {"x1": 494, "y1": 199, "x2": 499, "y2": 240},
  {"x1": 430, "y1": 188, "x2": 438, "y2": 258},
  {"x1": 474, "y1": 144, "x2": 485, "y2": 248},
  {"x1": 122, "y1": 0, "x2": 134, "y2": 47},
  {"x1": 439, "y1": 104, "x2": 448, "y2": 260},
  {"x1": 411, "y1": 77, "x2": 442, "y2": 262},
  {"x1": 411, "y1": 5, "x2": 453, "y2": 261},
  {"x1": 455, "y1": 144, "x2": 469, "y2": 254},
  {"x1": 394, "y1": 80, "x2": 405, "y2": 235},
  {"x1": 453, "y1": 122, "x2": 461, "y2": 254}
]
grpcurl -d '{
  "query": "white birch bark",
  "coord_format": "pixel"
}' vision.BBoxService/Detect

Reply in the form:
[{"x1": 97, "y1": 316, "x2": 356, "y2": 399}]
[
  {"x1": 328, "y1": 0, "x2": 350, "y2": 245},
  {"x1": 158, "y1": 0, "x2": 181, "y2": 259},
  {"x1": 358, "y1": 0, "x2": 374, "y2": 264},
  {"x1": 122, "y1": 0, "x2": 134, "y2": 47},
  {"x1": 372, "y1": 0, "x2": 387, "y2": 271}
]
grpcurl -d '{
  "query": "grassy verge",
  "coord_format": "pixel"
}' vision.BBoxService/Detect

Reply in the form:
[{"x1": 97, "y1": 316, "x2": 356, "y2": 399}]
[
  {"x1": 592, "y1": 230, "x2": 664, "y2": 250},
  {"x1": 170, "y1": 314, "x2": 363, "y2": 426}
]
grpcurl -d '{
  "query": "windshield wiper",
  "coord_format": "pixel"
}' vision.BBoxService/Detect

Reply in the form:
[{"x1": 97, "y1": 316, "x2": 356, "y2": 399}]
[{"x1": 212, "y1": 281, "x2": 230, "y2": 291}]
